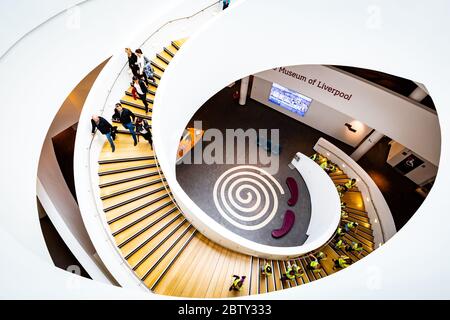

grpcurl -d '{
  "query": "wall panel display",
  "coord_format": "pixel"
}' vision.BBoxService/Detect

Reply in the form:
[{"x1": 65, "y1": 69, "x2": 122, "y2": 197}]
[{"x1": 268, "y1": 82, "x2": 312, "y2": 117}]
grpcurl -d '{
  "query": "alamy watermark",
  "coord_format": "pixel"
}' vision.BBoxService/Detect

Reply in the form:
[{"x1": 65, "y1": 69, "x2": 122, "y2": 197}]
[{"x1": 178, "y1": 121, "x2": 280, "y2": 175}]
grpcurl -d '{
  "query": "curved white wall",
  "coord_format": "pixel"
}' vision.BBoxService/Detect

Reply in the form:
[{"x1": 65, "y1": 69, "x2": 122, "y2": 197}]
[
  {"x1": 152, "y1": 0, "x2": 450, "y2": 299},
  {"x1": 1, "y1": 0, "x2": 450, "y2": 298},
  {"x1": 291, "y1": 154, "x2": 341, "y2": 247}
]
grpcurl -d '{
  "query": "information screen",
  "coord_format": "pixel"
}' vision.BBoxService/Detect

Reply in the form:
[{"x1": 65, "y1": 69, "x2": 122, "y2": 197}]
[{"x1": 268, "y1": 82, "x2": 312, "y2": 117}]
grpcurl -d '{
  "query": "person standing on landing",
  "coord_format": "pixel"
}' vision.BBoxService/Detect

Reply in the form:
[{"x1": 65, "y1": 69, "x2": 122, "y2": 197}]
[{"x1": 112, "y1": 103, "x2": 137, "y2": 146}]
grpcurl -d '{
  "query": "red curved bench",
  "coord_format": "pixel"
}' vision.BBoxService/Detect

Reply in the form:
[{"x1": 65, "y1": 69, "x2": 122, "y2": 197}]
[
  {"x1": 271, "y1": 210, "x2": 295, "y2": 238},
  {"x1": 286, "y1": 177, "x2": 298, "y2": 206}
]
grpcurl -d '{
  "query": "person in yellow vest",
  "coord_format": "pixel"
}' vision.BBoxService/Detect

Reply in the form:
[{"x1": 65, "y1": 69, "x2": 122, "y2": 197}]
[
  {"x1": 316, "y1": 251, "x2": 327, "y2": 262},
  {"x1": 229, "y1": 275, "x2": 246, "y2": 291},
  {"x1": 310, "y1": 153, "x2": 319, "y2": 162},
  {"x1": 261, "y1": 262, "x2": 273, "y2": 277},
  {"x1": 307, "y1": 254, "x2": 323, "y2": 273},
  {"x1": 325, "y1": 161, "x2": 337, "y2": 173},
  {"x1": 320, "y1": 159, "x2": 328, "y2": 170},
  {"x1": 343, "y1": 221, "x2": 359, "y2": 233},
  {"x1": 280, "y1": 263, "x2": 296, "y2": 281},
  {"x1": 341, "y1": 178, "x2": 357, "y2": 192},
  {"x1": 333, "y1": 255, "x2": 352, "y2": 270},
  {"x1": 346, "y1": 241, "x2": 364, "y2": 256},
  {"x1": 337, "y1": 226, "x2": 346, "y2": 237},
  {"x1": 341, "y1": 210, "x2": 349, "y2": 219},
  {"x1": 292, "y1": 263, "x2": 304, "y2": 278},
  {"x1": 335, "y1": 239, "x2": 346, "y2": 250}
]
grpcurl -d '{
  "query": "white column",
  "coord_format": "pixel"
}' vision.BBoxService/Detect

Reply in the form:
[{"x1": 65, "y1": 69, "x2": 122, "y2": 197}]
[
  {"x1": 350, "y1": 130, "x2": 385, "y2": 161},
  {"x1": 239, "y1": 76, "x2": 250, "y2": 105}
]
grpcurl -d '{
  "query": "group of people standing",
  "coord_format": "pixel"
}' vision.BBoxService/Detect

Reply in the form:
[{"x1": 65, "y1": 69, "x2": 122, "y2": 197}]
[{"x1": 91, "y1": 48, "x2": 155, "y2": 152}]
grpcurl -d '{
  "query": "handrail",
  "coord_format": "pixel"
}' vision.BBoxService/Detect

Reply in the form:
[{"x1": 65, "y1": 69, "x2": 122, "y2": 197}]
[
  {"x1": 86, "y1": 0, "x2": 222, "y2": 290},
  {"x1": 317, "y1": 145, "x2": 386, "y2": 243}
]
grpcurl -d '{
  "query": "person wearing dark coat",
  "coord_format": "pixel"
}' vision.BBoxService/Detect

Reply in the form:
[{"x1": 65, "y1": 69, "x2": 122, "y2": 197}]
[
  {"x1": 126, "y1": 48, "x2": 149, "y2": 86},
  {"x1": 135, "y1": 117, "x2": 153, "y2": 147},
  {"x1": 91, "y1": 115, "x2": 116, "y2": 152},
  {"x1": 112, "y1": 103, "x2": 137, "y2": 145}
]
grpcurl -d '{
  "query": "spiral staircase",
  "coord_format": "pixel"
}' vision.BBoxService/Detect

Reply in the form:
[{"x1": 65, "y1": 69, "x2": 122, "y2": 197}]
[{"x1": 93, "y1": 38, "x2": 377, "y2": 298}]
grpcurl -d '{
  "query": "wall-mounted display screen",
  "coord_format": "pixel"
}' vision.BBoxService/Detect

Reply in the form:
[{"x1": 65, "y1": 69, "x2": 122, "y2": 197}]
[{"x1": 268, "y1": 82, "x2": 313, "y2": 117}]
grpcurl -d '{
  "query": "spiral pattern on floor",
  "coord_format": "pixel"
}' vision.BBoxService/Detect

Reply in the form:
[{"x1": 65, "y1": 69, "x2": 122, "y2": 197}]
[{"x1": 213, "y1": 165, "x2": 285, "y2": 230}]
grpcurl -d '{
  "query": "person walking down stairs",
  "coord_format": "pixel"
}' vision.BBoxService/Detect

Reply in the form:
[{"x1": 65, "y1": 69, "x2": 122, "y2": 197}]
[
  {"x1": 131, "y1": 76, "x2": 150, "y2": 114},
  {"x1": 135, "y1": 117, "x2": 153, "y2": 147},
  {"x1": 91, "y1": 115, "x2": 116, "y2": 152},
  {"x1": 112, "y1": 103, "x2": 138, "y2": 146}
]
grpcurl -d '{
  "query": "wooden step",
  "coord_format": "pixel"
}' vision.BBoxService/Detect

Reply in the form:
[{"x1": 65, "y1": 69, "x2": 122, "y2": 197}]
[
  {"x1": 98, "y1": 158, "x2": 155, "y2": 173},
  {"x1": 157, "y1": 51, "x2": 173, "y2": 65},
  {"x1": 347, "y1": 227, "x2": 374, "y2": 242},
  {"x1": 105, "y1": 190, "x2": 170, "y2": 222},
  {"x1": 172, "y1": 38, "x2": 187, "y2": 50},
  {"x1": 150, "y1": 228, "x2": 198, "y2": 291},
  {"x1": 124, "y1": 213, "x2": 184, "y2": 262},
  {"x1": 98, "y1": 134, "x2": 154, "y2": 161},
  {"x1": 152, "y1": 57, "x2": 168, "y2": 70},
  {"x1": 346, "y1": 213, "x2": 371, "y2": 226},
  {"x1": 331, "y1": 175, "x2": 349, "y2": 180},
  {"x1": 329, "y1": 170, "x2": 345, "y2": 176},
  {"x1": 101, "y1": 177, "x2": 165, "y2": 200},
  {"x1": 142, "y1": 227, "x2": 197, "y2": 288},
  {"x1": 153, "y1": 232, "x2": 205, "y2": 296},
  {"x1": 102, "y1": 181, "x2": 166, "y2": 210},
  {"x1": 272, "y1": 260, "x2": 284, "y2": 291},
  {"x1": 341, "y1": 192, "x2": 366, "y2": 211},
  {"x1": 133, "y1": 219, "x2": 191, "y2": 275},
  {"x1": 113, "y1": 203, "x2": 177, "y2": 243},
  {"x1": 182, "y1": 241, "x2": 226, "y2": 298},
  {"x1": 139, "y1": 222, "x2": 194, "y2": 285},
  {"x1": 345, "y1": 231, "x2": 374, "y2": 249},
  {"x1": 164, "y1": 45, "x2": 177, "y2": 57},
  {"x1": 150, "y1": 60, "x2": 165, "y2": 73},
  {"x1": 171, "y1": 40, "x2": 182, "y2": 50},
  {"x1": 345, "y1": 204, "x2": 367, "y2": 217},
  {"x1": 321, "y1": 245, "x2": 341, "y2": 274},
  {"x1": 99, "y1": 162, "x2": 156, "y2": 176},
  {"x1": 120, "y1": 95, "x2": 153, "y2": 111},
  {"x1": 98, "y1": 155, "x2": 154, "y2": 165},
  {"x1": 99, "y1": 170, "x2": 159, "y2": 188},
  {"x1": 99, "y1": 173, "x2": 160, "y2": 195},
  {"x1": 249, "y1": 256, "x2": 259, "y2": 295}
]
